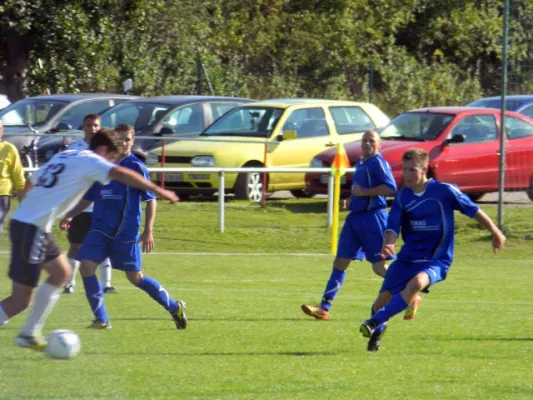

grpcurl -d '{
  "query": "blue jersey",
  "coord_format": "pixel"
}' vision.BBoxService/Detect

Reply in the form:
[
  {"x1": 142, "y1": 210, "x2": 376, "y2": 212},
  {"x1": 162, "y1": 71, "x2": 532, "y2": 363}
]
[
  {"x1": 84, "y1": 153, "x2": 155, "y2": 242},
  {"x1": 349, "y1": 153, "x2": 396, "y2": 213},
  {"x1": 386, "y1": 179, "x2": 479, "y2": 265}
]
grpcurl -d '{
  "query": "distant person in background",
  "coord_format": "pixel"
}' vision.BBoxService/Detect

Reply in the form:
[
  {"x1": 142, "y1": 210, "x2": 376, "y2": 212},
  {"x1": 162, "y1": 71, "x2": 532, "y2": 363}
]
[
  {"x1": 62, "y1": 114, "x2": 116, "y2": 295},
  {"x1": 0, "y1": 120, "x2": 26, "y2": 233}
]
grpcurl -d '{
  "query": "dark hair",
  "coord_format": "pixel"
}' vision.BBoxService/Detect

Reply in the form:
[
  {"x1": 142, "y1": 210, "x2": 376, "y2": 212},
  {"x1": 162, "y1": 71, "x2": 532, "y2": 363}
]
[
  {"x1": 402, "y1": 148, "x2": 429, "y2": 167},
  {"x1": 115, "y1": 123, "x2": 134, "y2": 134},
  {"x1": 89, "y1": 129, "x2": 119, "y2": 153},
  {"x1": 83, "y1": 114, "x2": 101, "y2": 123}
]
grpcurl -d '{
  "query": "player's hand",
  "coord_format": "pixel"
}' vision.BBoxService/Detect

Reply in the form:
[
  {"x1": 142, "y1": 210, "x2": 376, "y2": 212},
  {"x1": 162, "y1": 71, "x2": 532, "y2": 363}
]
[
  {"x1": 59, "y1": 217, "x2": 72, "y2": 230},
  {"x1": 381, "y1": 244, "x2": 395, "y2": 259},
  {"x1": 139, "y1": 230, "x2": 155, "y2": 253},
  {"x1": 159, "y1": 189, "x2": 179, "y2": 204},
  {"x1": 341, "y1": 197, "x2": 351, "y2": 210},
  {"x1": 352, "y1": 184, "x2": 366, "y2": 197},
  {"x1": 492, "y1": 231, "x2": 506, "y2": 254}
]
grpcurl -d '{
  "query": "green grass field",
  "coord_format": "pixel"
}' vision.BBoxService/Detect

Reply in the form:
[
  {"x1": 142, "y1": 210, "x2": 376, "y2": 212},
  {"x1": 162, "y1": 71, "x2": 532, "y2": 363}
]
[{"x1": 0, "y1": 199, "x2": 533, "y2": 399}]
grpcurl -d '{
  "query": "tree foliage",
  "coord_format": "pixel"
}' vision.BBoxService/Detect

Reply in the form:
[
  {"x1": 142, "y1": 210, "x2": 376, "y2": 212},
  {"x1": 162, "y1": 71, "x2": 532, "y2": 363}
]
[{"x1": 0, "y1": 0, "x2": 531, "y2": 116}]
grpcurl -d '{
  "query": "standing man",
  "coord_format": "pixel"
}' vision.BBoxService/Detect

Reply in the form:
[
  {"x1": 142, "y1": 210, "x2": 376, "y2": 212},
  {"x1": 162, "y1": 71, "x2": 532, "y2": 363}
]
[
  {"x1": 359, "y1": 148, "x2": 506, "y2": 351},
  {"x1": 0, "y1": 120, "x2": 25, "y2": 233},
  {"x1": 0, "y1": 129, "x2": 178, "y2": 350},
  {"x1": 301, "y1": 130, "x2": 424, "y2": 321},
  {"x1": 61, "y1": 124, "x2": 187, "y2": 330},
  {"x1": 63, "y1": 114, "x2": 115, "y2": 294}
]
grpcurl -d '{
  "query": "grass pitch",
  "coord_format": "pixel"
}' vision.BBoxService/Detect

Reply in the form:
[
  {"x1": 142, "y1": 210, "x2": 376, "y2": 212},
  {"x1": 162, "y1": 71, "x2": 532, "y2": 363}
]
[{"x1": 0, "y1": 199, "x2": 532, "y2": 399}]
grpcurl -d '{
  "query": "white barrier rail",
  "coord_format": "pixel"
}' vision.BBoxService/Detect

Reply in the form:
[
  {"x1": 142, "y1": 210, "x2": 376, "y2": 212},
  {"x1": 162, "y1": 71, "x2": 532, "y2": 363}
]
[{"x1": 23, "y1": 166, "x2": 339, "y2": 233}]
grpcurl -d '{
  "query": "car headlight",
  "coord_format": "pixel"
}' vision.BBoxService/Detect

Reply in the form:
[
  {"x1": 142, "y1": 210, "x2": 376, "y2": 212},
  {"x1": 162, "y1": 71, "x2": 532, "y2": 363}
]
[
  {"x1": 310, "y1": 158, "x2": 324, "y2": 168},
  {"x1": 191, "y1": 155, "x2": 214, "y2": 167},
  {"x1": 145, "y1": 153, "x2": 159, "y2": 165}
]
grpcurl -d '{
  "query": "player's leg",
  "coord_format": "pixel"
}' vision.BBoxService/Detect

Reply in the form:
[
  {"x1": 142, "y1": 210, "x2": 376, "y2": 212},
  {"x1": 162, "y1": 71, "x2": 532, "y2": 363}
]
[
  {"x1": 0, "y1": 195, "x2": 10, "y2": 235},
  {"x1": 100, "y1": 258, "x2": 116, "y2": 294},
  {"x1": 0, "y1": 282, "x2": 36, "y2": 325},
  {"x1": 64, "y1": 212, "x2": 91, "y2": 293},
  {"x1": 19, "y1": 253, "x2": 70, "y2": 349},
  {"x1": 301, "y1": 213, "x2": 363, "y2": 320},
  {"x1": 114, "y1": 242, "x2": 187, "y2": 330},
  {"x1": 77, "y1": 232, "x2": 111, "y2": 329}
]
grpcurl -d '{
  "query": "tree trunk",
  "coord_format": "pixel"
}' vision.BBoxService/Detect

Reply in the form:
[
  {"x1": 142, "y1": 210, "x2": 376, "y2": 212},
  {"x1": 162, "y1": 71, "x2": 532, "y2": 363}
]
[{"x1": 0, "y1": 32, "x2": 30, "y2": 102}]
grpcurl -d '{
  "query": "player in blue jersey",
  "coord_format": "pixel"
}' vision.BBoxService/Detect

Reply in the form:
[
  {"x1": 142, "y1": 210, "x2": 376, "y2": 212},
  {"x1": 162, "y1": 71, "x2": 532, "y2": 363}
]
[
  {"x1": 302, "y1": 130, "x2": 421, "y2": 320},
  {"x1": 60, "y1": 124, "x2": 187, "y2": 330},
  {"x1": 359, "y1": 148, "x2": 505, "y2": 351}
]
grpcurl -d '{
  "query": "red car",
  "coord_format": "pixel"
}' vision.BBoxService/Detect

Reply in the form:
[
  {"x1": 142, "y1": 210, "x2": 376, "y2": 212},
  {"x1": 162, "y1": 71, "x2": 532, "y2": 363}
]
[{"x1": 306, "y1": 107, "x2": 533, "y2": 201}]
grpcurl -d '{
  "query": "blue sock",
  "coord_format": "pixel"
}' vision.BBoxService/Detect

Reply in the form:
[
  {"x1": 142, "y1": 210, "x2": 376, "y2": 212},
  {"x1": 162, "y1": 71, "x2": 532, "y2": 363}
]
[
  {"x1": 372, "y1": 294, "x2": 409, "y2": 325},
  {"x1": 320, "y1": 268, "x2": 346, "y2": 311},
  {"x1": 137, "y1": 276, "x2": 178, "y2": 314},
  {"x1": 82, "y1": 275, "x2": 109, "y2": 323},
  {"x1": 371, "y1": 305, "x2": 387, "y2": 334}
]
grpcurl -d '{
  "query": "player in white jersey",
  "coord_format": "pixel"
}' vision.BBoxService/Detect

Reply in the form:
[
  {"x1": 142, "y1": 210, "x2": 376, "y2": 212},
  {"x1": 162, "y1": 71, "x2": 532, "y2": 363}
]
[
  {"x1": 0, "y1": 129, "x2": 178, "y2": 351},
  {"x1": 63, "y1": 114, "x2": 116, "y2": 294}
]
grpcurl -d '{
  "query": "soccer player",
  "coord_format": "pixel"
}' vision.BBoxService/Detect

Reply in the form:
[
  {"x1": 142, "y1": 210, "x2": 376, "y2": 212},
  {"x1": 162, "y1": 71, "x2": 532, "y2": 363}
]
[
  {"x1": 61, "y1": 124, "x2": 187, "y2": 330},
  {"x1": 63, "y1": 114, "x2": 115, "y2": 294},
  {"x1": 0, "y1": 129, "x2": 178, "y2": 350},
  {"x1": 359, "y1": 148, "x2": 505, "y2": 351},
  {"x1": 0, "y1": 120, "x2": 25, "y2": 234},
  {"x1": 301, "y1": 130, "x2": 419, "y2": 320}
]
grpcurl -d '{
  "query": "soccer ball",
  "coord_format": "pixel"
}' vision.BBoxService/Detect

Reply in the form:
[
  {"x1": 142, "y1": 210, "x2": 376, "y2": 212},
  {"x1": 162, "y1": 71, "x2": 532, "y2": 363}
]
[{"x1": 45, "y1": 329, "x2": 81, "y2": 360}]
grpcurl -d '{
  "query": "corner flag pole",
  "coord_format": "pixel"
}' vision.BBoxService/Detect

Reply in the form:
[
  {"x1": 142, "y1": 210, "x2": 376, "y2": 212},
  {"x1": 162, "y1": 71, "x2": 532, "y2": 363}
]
[{"x1": 331, "y1": 143, "x2": 342, "y2": 255}]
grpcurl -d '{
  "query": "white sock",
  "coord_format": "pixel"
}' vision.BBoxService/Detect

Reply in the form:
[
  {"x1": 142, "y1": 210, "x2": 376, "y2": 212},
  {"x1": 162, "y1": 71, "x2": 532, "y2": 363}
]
[
  {"x1": 66, "y1": 258, "x2": 79, "y2": 287},
  {"x1": 0, "y1": 304, "x2": 9, "y2": 326},
  {"x1": 21, "y1": 282, "x2": 60, "y2": 337},
  {"x1": 99, "y1": 259, "x2": 112, "y2": 288}
]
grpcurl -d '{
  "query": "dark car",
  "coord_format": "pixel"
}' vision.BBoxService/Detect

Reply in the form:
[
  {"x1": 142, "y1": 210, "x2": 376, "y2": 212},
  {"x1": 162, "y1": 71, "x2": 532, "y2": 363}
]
[
  {"x1": 467, "y1": 95, "x2": 533, "y2": 118},
  {"x1": 93, "y1": 95, "x2": 254, "y2": 161},
  {"x1": 0, "y1": 93, "x2": 138, "y2": 166}
]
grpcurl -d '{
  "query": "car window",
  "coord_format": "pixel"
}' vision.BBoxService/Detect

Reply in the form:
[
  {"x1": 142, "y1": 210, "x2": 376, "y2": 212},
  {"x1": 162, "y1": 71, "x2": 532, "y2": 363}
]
[
  {"x1": 210, "y1": 102, "x2": 240, "y2": 120},
  {"x1": 505, "y1": 116, "x2": 533, "y2": 139},
  {"x1": 519, "y1": 104, "x2": 533, "y2": 119},
  {"x1": 160, "y1": 104, "x2": 204, "y2": 135},
  {"x1": 203, "y1": 106, "x2": 284, "y2": 138},
  {"x1": 282, "y1": 107, "x2": 329, "y2": 139},
  {"x1": 329, "y1": 106, "x2": 375, "y2": 134},
  {"x1": 380, "y1": 112, "x2": 453, "y2": 141},
  {"x1": 448, "y1": 115, "x2": 498, "y2": 144},
  {"x1": 58, "y1": 100, "x2": 112, "y2": 128},
  {"x1": 0, "y1": 99, "x2": 67, "y2": 126}
]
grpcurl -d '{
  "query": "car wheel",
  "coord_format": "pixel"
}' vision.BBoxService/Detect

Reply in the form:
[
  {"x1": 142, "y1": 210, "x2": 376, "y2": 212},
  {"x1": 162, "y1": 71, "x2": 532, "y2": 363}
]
[
  {"x1": 21, "y1": 154, "x2": 34, "y2": 178},
  {"x1": 290, "y1": 189, "x2": 315, "y2": 199},
  {"x1": 234, "y1": 166, "x2": 267, "y2": 202},
  {"x1": 467, "y1": 193, "x2": 484, "y2": 202}
]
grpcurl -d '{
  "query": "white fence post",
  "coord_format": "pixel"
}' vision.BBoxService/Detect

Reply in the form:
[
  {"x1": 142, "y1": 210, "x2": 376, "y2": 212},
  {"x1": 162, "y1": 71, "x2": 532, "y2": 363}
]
[
  {"x1": 218, "y1": 170, "x2": 225, "y2": 233},
  {"x1": 327, "y1": 170, "x2": 334, "y2": 227}
]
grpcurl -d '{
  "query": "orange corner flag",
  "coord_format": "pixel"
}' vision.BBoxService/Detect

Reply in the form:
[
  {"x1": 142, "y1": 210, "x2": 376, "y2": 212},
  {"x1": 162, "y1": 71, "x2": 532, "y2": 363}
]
[{"x1": 331, "y1": 143, "x2": 350, "y2": 176}]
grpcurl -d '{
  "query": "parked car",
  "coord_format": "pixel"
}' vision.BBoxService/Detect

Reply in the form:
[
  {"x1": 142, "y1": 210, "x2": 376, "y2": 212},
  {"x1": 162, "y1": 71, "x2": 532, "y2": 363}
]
[
  {"x1": 467, "y1": 95, "x2": 533, "y2": 118},
  {"x1": 306, "y1": 106, "x2": 533, "y2": 201},
  {"x1": 147, "y1": 99, "x2": 390, "y2": 201},
  {"x1": 0, "y1": 93, "x2": 138, "y2": 167}
]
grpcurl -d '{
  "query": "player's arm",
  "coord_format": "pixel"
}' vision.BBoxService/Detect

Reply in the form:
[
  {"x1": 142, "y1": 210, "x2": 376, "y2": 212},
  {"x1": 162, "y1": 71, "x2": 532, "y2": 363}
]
[
  {"x1": 353, "y1": 159, "x2": 397, "y2": 197},
  {"x1": 10, "y1": 149, "x2": 26, "y2": 199},
  {"x1": 59, "y1": 199, "x2": 93, "y2": 230},
  {"x1": 381, "y1": 193, "x2": 403, "y2": 259},
  {"x1": 353, "y1": 184, "x2": 395, "y2": 197},
  {"x1": 108, "y1": 166, "x2": 178, "y2": 203},
  {"x1": 473, "y1": 210, "x2": 506, "y2": 254},
  {"x1": 140, "y1": 200, "x2": 156, "y2": 253}
]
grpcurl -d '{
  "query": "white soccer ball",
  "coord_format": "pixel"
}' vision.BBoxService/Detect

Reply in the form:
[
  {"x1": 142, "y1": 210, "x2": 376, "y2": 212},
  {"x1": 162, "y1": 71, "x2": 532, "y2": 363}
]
[{"x1": 45, "y1": 329, "x2": 81, "y2": 360}]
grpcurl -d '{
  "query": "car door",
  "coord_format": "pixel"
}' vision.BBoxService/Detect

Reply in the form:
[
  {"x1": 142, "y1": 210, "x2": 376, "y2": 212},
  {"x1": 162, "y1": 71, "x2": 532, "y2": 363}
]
[
  {"x1": 433, "y1": 114, "x2": 500, "y2": 191},
  {"x1": 267, "y1": 107, "x2": 335, "y2": 189},
  {"x1": 503, "y1": 115, "x2": 533, "y2": 189}
]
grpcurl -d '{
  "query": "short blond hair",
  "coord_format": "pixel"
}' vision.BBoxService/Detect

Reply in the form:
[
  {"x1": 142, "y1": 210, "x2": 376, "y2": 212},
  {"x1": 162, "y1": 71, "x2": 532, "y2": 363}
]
[{"x1": 402, "y1": 148, "x2": 429, "y2": 168}]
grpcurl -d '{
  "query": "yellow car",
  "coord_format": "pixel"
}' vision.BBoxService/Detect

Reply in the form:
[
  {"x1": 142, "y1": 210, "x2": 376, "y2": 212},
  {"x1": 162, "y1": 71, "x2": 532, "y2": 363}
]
[{"x1": 147, "y1": 99, "x2": 389, "y2": 201}]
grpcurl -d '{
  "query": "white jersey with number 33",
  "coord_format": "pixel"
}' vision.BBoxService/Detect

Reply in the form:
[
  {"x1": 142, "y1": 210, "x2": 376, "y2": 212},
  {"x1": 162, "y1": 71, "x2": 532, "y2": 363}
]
[{"x1": 12, "y1": 150, "x2": 114, "y2": 232}]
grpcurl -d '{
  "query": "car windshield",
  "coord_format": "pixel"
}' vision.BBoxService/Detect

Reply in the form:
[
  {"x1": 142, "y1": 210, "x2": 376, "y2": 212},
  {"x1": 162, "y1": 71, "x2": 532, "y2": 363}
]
[
  {"x1": 100, "y1": 102, "x2": 171, "y2": 132},
  {"x1": 202, "y1": 106, "x2": 284, "y2": 138},
  {"x1": 379, "y1": 112, "x2": 454, "y2": 141},
  {"x1": 467, "y1": 98, "x2": 531, "y2": 111},
  {"x1": 0, "y1": 99, "x2": 68, "y2": 127}
]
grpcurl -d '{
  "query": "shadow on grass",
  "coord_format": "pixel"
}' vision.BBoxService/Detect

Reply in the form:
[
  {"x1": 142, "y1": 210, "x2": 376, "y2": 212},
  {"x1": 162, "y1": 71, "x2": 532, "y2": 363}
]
[
  {"x1": 83, "y1": 350, "x2": 346, "y2": 356},
  {"x1": 265, "y1": 200, "x2": 330, "y2": 214}
]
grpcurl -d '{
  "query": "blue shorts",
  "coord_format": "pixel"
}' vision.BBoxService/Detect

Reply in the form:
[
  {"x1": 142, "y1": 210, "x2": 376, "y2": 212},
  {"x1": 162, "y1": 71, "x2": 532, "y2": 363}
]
[
  {"x1": 336, "y1": 208, "x2": 392, "y2": 263},
  {"x1": 380, "y1": 259, "x2": 450, "y2": 295},
  {"x1": 76, "y1": 231, "x2": 141, "y2": 271}
]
